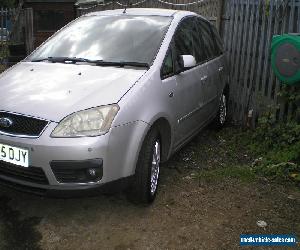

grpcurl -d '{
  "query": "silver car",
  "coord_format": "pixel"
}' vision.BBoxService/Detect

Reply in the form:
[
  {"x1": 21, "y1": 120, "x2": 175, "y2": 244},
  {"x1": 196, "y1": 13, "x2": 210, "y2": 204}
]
[{"x1": 0, "y1": 8, "x2": 229, "y2": 203}]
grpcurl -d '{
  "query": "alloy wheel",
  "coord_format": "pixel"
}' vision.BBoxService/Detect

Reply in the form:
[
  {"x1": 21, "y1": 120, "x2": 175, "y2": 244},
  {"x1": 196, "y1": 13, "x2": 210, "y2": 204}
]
[
  {"x1": 219, "y1": 94, "x2": 227, "y2": 125},
  {"x1": 150, "y1": 140, "x2": 160, "y2": 196}
]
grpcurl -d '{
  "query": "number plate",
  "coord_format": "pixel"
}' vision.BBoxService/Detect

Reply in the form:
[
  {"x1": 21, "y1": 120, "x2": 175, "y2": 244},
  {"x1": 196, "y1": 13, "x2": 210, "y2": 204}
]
[{"x1": 0, "y1": 143, "x2": 29, "y2": 168}]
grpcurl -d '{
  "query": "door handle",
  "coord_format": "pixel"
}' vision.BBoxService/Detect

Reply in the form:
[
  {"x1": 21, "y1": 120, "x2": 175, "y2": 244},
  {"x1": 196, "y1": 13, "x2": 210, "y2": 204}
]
[
  {"x1": 169, "y1": 92, "x2": 174, "y2": 98},
  {"x1": 218, "y1": 67, "x2": 224, "y2": 72},
  {"x1": 200, "y1": 76, "x2": 208, "y2": 81}
]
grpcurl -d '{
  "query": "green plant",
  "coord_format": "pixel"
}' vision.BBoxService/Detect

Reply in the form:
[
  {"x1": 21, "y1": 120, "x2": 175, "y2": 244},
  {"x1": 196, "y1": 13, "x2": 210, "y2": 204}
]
[
  {"x1": 0, "y1": 43, "x2": 9, "y2": 59},
  {"x1": 277, "y1": 85, "x2": 300, "y2": 122},
  {"x1": 254, "y1": 162, "x2": 300, "y2": 182},
  {"x1": 196, "y1": 165, "x2": 256, "y2": 184},
  {"x1": 249, "y1": 107, "x2": 300, "y2": 184},
  {"x1": 265, "y1": 0, "x2": 271, "y2": 17},
  {"x1": 0, "y1": 42, "x2": 9, "y2": 73}
]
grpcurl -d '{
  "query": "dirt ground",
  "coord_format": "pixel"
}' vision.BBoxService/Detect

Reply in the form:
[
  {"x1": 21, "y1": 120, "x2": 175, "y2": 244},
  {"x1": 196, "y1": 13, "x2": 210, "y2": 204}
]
[{"x1": 0, "y1": 127, "x2": 299, "y2": 250}]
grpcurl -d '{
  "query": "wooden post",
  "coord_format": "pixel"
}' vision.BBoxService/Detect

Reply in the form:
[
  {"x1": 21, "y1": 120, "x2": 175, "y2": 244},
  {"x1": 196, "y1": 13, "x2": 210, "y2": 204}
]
[
  {"x1": 23, "y1": 8, "x2": 34, "y2": 54},
  {"x1": 217, "y1": 0, "x2": 225, "y2": 32},
  {"x1": 0, "y1": 7, "x2": 4, "y2": 43}
]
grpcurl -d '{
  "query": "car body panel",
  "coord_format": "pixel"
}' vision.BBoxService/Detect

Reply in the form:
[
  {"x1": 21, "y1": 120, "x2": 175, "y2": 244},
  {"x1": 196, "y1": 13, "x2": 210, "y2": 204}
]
[
  {"x1": 174, "y1": 63, "x2": 209, "y2": 145},
  {"x1": 201, "y1": 57, "x2": 221, "y2": 118},
  {"x1": 0, "y1": 120, "x2": 149, "y2": 189},
  {"x1": 0, "y1": 8, "x2": 229, "y2": 193},
  {"x1": 0, "y1": 62, "x2": 146, "y2": 122}
]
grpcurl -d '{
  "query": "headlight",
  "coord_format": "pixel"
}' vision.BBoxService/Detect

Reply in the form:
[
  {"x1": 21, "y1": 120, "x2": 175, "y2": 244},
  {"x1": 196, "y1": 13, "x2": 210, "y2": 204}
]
[{"x1": 51, "y1": 104, "x2": 119, "y2": 137}]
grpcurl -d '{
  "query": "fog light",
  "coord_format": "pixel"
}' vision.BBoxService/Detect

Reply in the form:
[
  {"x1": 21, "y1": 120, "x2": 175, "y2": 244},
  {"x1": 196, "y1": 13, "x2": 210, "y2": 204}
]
[
  {"x1": 86, "y1": 168, "x2": 101, "y2": 181},
  {"x1": 51, "y1": 159, "x2": 103, "y2": 183},
  {"x1": 88, "y1": 168, "x2": 97, "y2": 177}
]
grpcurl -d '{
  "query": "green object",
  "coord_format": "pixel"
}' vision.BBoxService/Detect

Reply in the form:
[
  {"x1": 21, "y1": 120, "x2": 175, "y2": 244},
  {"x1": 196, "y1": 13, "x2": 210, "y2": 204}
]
[{"x1": 271, "y1": 34, "x2": 300, "y2": 85}]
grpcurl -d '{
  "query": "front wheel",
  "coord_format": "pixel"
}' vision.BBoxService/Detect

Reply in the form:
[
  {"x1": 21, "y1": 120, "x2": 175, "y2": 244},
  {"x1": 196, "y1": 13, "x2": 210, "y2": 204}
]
[{"x1": 127, "y1": 128, "x2": 161, "y2": 204}]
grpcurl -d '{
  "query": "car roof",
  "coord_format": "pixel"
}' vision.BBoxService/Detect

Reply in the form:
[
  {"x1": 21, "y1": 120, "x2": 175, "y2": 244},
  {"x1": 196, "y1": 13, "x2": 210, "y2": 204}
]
[{"x1": 84, "y1": 8, "x2": 196, "y2": 17}]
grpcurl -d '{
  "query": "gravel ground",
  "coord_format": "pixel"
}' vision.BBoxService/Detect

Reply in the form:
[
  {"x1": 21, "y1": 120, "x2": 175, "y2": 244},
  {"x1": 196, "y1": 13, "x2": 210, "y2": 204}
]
[{"x1": 0, "y1": 127, "x2": 299, "y2": 250}]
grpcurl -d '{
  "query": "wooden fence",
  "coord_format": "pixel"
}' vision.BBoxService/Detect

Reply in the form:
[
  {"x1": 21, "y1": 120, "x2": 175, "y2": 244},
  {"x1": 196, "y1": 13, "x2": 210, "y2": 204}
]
[
  {"x1": 0, "y1": 8, "x2": 15, "y2": 66},
  {"x1": 22, "y1": 8, "x2": 34, "y2": 54},
  {"x1": 222, "y1": 0, "x2": 300, "y2": 124}
]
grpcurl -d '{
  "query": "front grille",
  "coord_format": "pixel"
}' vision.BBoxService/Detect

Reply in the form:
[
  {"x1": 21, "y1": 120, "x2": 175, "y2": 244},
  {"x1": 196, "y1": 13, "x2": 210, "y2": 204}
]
[
  {"x1": 0, "y1": 161, "x2": 49, "y2": 185},
  {"x1": 0, "y1": 112, "x2": 48, "y2": 137}
]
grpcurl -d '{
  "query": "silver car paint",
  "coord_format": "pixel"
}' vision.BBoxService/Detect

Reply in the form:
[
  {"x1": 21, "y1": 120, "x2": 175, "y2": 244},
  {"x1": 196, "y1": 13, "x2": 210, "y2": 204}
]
[
  {"x1": 0, "y1": 62, "x2": 147, "y2": 122},
  {"x1": 0, "y1": 9, "x2": 228, "y2": 190}
]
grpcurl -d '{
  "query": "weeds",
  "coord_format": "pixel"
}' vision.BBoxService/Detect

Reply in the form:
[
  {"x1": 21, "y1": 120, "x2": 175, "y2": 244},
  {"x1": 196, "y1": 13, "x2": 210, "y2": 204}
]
[
  {"x1": 249, "y1": 119, "x2": 300, "y2": 185},
  {"x1": 196, "y1": 165, "x2": 256, "y2": 184},
  {"x1": 0, "y1": 42, "x2": 9, "y2": 73},
  {"x1": 191, "y1": 121, "x2": 299, "y2": 186}
]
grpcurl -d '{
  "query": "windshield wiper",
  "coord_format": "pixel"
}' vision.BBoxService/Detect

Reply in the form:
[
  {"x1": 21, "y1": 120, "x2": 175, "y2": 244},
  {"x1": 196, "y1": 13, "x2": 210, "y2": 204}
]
[
  {"x1": 32, "y1": 57, "x2": 90, "y2": 63},
  {"x1": 93, "y1": 61, "x2": 149, "y2": 69},
  {"x1": 32, "y1": 57, "x2": 149, "y2": 69}
]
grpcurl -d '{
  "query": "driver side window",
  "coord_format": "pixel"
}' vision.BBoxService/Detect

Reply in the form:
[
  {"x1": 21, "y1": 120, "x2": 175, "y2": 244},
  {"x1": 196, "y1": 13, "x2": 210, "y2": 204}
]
[
  {"x1": 173, "y1": 17, "x2": 198, "y2": 71},
  {"x1": 174, "y1": 19, "x2": 194, "y2": 56}
]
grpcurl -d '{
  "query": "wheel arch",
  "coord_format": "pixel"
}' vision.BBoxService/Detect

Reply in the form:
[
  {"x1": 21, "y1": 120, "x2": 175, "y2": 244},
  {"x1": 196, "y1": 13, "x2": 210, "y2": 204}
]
[
  {"x1": 151, "y1": 117, "x2": 172, "y2": 162},
  {"x1": 223, "y1": 83, "x2": 230, "y2": 99}
]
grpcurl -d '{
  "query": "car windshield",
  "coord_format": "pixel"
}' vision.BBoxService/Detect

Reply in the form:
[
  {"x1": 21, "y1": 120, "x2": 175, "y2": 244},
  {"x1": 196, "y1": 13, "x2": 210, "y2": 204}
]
[{"x1": 27, "y1": 15, "x2": 173, "y2": 66}]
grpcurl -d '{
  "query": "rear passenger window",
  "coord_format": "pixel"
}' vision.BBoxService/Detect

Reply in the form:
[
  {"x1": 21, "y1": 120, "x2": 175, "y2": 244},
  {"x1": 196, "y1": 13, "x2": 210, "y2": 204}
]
[{"x1": 196, "y1": 19, "x2": 216, "y2": 60}]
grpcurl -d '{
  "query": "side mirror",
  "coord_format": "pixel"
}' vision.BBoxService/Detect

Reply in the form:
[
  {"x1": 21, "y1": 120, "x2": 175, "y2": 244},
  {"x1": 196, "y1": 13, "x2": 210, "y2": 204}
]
[
  {"x1": 177, "y1": 55, "x2": 197, "y2": 73},
  {"x1": 182, "y1": 55, "x2": 197, "y2": 68}
]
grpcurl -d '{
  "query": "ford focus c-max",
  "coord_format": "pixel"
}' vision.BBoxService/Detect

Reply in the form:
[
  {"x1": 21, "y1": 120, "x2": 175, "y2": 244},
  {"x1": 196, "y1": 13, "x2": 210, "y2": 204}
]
[{"x1": 0, "y1": 8, "x2": 229, "y2": 203}]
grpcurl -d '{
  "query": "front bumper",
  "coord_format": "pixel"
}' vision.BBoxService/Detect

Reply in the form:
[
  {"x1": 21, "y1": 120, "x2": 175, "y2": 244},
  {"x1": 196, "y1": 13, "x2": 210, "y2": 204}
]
[
  {"x1": 0, "y1": 174, "x2": 132, "y2": 197},
  {"x1": 0, "y1": 120, "x2": 149, "y2": 196}
]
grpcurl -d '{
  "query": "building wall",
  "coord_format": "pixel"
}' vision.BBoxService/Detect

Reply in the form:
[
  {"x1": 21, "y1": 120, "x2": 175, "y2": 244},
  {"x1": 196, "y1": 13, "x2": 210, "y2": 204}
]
[{"x1": 24, "y1": 2, "x2": 75, "y2": 47}]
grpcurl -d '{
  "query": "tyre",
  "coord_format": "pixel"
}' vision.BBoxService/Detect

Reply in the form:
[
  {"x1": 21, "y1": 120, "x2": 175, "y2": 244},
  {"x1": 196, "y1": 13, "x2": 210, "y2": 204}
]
[
  {"x1": 212, "y1": 92, "x2": 227, "y2": 129},
  {"x1": 127, "y1": 128, "x2": 161, "y2": 204}
]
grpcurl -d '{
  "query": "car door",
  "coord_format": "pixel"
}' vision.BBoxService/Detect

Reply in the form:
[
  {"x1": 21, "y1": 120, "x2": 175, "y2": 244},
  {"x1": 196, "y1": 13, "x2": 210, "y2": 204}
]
[
  {"x1": 171, "y1": 17, "x2": 209, "y2": 145},
  {"x1": 161, "y1": 43, "x2": 197, "y2": 147},
  {"x1": 195, "y1": 18, "x2": 220, "y2": 119},
  {"x1": 161, "y1": 47, "x2": 184, "y2": 144},
  {"x1": 210, "y1": 24, "x2": 227, "y2": 96}
]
